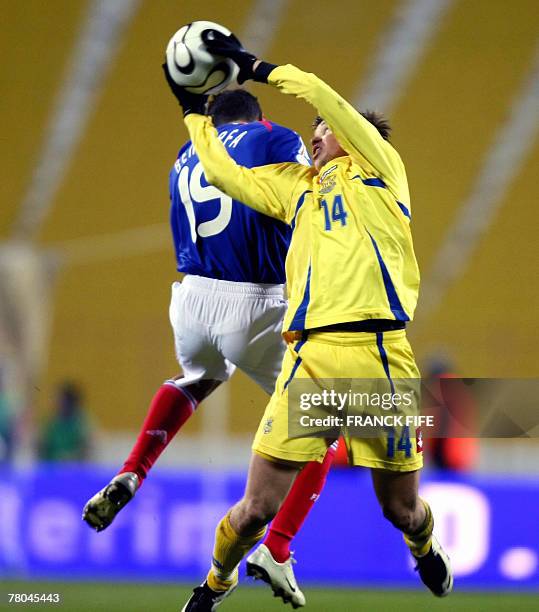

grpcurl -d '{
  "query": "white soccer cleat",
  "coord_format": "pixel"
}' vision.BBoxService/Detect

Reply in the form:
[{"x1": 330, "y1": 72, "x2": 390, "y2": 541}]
[
  {"x1": 82, "y1": 472, "x2": 139, "y2": 532},
  {"x1": 246, "y1": 544, "x2": 306, "y2": 608}
]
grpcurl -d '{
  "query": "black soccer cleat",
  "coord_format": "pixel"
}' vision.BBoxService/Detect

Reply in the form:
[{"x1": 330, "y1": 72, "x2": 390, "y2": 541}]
[
  {"x1": 414, "y1": 535, "x2": 453, "y2": 597},
  {"x1": 180, "y1": 581, "x2": 237, "y2": 611},
  {"x1": 82, "y1": 472, "x2": 139, "y2": 532}
]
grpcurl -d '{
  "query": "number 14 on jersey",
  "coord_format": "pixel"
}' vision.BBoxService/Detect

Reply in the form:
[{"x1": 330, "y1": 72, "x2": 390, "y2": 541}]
[{"x1": 320, "y1": 195, "x2": 348, "y2": 230}]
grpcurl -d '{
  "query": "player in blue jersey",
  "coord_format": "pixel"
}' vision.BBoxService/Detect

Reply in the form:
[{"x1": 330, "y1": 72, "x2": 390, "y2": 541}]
[{"x1": 83, "y1": 89, "x2": 336, "y2": 608}]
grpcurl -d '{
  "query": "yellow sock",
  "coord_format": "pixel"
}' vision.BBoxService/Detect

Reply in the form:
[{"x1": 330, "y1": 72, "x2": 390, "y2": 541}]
[
  {"x1": 403, "y1": 499, "x2": 433, "y2": 558},
  {"x1": 207, "y1": 510, "x2": 266, "y2": 592},
  {"x1": 206, "y1": 568, "x2": 238, "y2": 593}
]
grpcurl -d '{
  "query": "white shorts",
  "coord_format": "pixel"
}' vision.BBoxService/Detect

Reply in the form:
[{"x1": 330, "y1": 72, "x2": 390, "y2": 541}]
[{"x1": 169, "y1": 275, "x2": 287, "y2": 395}]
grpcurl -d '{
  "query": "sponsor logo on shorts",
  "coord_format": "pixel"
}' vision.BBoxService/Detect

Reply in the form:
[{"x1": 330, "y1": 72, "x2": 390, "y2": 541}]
[
  {"x1": 263, "y1": 418, "x2": 274, "y2": 434},
  {"x1": 416, "y1": 427, "x2": 423, "y2": 453}
]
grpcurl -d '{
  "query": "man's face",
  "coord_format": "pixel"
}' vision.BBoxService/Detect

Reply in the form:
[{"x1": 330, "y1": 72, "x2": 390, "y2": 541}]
[{"x1": 311, "y1": 121, "x2": 347, "y2": 171}]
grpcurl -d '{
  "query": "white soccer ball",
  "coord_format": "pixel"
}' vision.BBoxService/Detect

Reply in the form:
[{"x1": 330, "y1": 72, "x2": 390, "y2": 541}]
[{"x1": 165, "y1": 21, "x2": 239, "y2": 95}]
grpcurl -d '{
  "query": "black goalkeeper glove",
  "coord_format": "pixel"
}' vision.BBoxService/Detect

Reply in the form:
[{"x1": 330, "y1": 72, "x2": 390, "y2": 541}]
[
  {"x1": 202, "y1": 30, "x2": 277, "y2": 84},
  {"x1": 162, "y1": 63, "x2": 208, "y2": 117}
]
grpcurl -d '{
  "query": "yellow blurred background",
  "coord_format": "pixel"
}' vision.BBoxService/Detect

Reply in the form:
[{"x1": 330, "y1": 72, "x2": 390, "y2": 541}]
[{"x1": 1, "y1": 0, "x2": 538, "y2": 438}]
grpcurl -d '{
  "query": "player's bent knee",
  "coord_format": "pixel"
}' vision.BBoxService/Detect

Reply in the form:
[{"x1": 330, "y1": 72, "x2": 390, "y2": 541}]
[
  {"x1": 381, "y1": 502, "x2": 416, "y2": 533},
  {"x1": 237, "y1": 497, "x2": 279, "y2": 532},
  {"x1": 246, "y1": 497, "x2": 279, "y2": 524}
]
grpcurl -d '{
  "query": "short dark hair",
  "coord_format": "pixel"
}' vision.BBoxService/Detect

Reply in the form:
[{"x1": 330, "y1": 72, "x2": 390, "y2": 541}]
[
  {"x1": 207, "y1": 90, "x2": 263, "y2": 126},
  {"x1": 313, "y1": 110, "x2": 392, "y2": 141}
]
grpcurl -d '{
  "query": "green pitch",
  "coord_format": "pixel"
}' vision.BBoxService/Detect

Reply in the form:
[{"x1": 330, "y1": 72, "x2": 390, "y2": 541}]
[{"x1": 0, "y1": 581, "x2": 537, "y2": 611}]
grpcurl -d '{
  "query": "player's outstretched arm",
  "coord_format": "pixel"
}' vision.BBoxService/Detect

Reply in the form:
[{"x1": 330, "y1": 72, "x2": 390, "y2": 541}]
[
  {"x1": 162, "y1": 63, "x2": 311, "y2": 223},
  {"x1": 268, "y1": 66, "x2": 404, "y2": 180},
  {"x1": 184, "y1": 113, "x2": 310, "y2": 223},
  {"x1": 205, "y1": 33, "x2": 404, "y2": 189}
]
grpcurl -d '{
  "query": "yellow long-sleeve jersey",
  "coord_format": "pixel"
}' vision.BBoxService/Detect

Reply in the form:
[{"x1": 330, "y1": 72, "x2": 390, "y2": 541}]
[{"x1": 184, "y1": 64, "x2": 420, "y2": 332}]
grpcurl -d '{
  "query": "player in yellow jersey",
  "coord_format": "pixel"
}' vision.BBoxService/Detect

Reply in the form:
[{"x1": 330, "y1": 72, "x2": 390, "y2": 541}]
[{"x1": 163, "y1": 30, "x2": 453, "y2": 611}]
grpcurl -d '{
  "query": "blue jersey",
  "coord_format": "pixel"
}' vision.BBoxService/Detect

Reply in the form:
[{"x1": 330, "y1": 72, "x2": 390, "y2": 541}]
[{"x1": 169, "y1": 120, "x2": 310, "y2": 284}]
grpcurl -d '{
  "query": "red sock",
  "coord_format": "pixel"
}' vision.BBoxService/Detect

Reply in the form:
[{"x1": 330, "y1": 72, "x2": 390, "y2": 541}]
[
  {"x1": 120, "y1": 382, "x2": 197, "y2": 483},
  {"x1": 264, "y1": 444, "x2": 336, "y2": 562}
]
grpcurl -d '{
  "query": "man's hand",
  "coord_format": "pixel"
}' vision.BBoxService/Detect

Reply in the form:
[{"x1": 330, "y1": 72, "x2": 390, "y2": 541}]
[
  {"x1": 162, "y1": 63, "x2": 208, "y2": 116},
  {"x1": 202, "y1": 30, "x2": 277, "y2": 84}
]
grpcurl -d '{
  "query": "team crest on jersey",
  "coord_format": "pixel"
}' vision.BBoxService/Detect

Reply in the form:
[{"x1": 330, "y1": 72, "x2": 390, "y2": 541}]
[
  {"x1": 320, "y1": 164, "x2": 338, "y2": 181},
  {"x1": 319, "y1": 176, "x2": 336, "y2": 194},
  {"x1": 263, "y1": 418, "x2": 274, "y2": 434},
  {"x1": 319, "y1": 164, "x2": 338, "y2": 194}
]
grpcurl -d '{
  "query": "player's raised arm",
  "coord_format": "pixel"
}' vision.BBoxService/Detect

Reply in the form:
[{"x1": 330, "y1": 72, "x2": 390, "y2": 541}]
[
  {"x1": 204, "y1": 32, "x2": 404, "y2": 191},
  {"x1": 162, "y1": 65, "x2": 311, "y2": 224},
  {"x1": 184, "y1": 114, "x2": 310, "y2": 223},
  {"x1": 268, "y1": 66, "x2": 404, "y2": 180}
]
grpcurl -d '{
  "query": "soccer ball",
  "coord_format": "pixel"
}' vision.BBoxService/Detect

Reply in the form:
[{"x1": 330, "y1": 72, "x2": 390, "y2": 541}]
[{"x1": 165, "y1": 21, "x2": 239, "y2": 95}]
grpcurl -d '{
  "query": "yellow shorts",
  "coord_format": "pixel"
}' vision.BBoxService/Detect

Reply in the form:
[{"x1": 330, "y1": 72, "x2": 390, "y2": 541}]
[{"x1": 252, "y1": 329, "x2": 423, "y2": 471}]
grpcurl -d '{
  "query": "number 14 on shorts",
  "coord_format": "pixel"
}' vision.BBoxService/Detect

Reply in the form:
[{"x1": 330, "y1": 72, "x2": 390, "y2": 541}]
[{"x1": 385, "y1": 425, "x2": 413, "y2": 458}]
